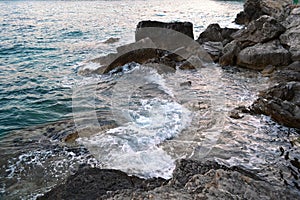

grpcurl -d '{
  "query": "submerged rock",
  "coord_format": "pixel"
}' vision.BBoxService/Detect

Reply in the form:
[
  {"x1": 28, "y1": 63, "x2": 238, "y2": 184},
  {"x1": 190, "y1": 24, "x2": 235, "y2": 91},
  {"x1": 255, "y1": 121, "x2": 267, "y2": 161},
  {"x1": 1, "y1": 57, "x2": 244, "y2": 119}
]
[{"x1": 237, "y1": 40, "x2": 291, "y2": 70}]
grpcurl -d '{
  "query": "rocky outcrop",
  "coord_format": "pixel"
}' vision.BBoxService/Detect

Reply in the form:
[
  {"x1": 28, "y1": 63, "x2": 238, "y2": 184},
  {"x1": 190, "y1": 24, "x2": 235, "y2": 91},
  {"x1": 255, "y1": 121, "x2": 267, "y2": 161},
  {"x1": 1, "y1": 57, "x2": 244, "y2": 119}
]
[
  {"x1": 252, "y1": 81, "x2": 300, "y2": 129},
  {"x1": 38, "y1": 166, "x2": 165, "y2": 200},
  {"x1": 237, "y1": 40, "x2": 291, "y2": 70},
  {"x1": 235, "y1": 0, "x2": 292, "y2": 25},
  {"x1": 233, "y1": 15, "x2": 286, "y2": 48},
  {"x1": 280, "y1": 7, "x2": 300, "y2": 61},
  {"x1": 39, "y1": 159, "x2": 299, "y2": 200},
  {"x1": 92, "y1": 37, "x2": 191, "y2": 74}
]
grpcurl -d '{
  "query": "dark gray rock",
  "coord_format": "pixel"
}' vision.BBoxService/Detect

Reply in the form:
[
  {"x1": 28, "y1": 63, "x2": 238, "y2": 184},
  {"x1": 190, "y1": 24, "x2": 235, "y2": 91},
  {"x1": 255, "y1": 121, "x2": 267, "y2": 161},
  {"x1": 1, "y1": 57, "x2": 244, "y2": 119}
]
[
  {"x1": 280, "y1": 7, "x2": 300, "y2": 61},
  {"x1": 237, "y1": 40, "x2": 291, "y2": 70},
  {"x1": 39, "y1": 159, "x2": 300, "y2": 200},
  {"x1": 201, "y1": 41, "x2": 223, "y2": 62},
  {"x1": 38, "y1": 167, "x2": 166, "y2": 200},
  {"x1": 234, "y1": 0, "x2": 292, "y2": 25},
  {"x1": 219, "y1": 40, "x2": 241, "y2": 66},
  {"x1": 271, "y1": 61, "x2": 300, "y2": 82},
  {"x1": 135, "y1": 21, "x2": 194, "y2": 51},
  {"x1": 233, "y1": 15, "x2": 286, "y2": 48},
  {"x1": 136, "y1": 21, "x2": 194, "y2": 40},
  {"x1": 197, "y1": 23, "x2": 238, "y2": 45},
  {"x1": 252, "y1": 81, "x2": 300, "y2": 129}
]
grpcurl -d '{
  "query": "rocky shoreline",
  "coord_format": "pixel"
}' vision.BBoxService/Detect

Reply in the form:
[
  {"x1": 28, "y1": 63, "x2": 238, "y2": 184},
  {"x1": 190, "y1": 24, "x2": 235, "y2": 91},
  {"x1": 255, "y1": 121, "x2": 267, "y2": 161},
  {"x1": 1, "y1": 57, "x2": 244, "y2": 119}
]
[{"x1": 39, "y1": 0, "x2": 300, "y2": 199}]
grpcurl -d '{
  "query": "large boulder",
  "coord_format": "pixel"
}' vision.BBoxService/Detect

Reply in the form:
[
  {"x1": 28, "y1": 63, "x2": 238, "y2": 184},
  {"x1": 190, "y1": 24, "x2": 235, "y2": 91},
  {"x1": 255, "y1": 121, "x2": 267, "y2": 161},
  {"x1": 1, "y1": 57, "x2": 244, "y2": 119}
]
[
  {"x1": 235, "y1": 0, "x2": 292, "y2": 25},
  {"x1": 280, "y1": 7, "x2": 300, "y2": 61},
  {"x1": 233, "y1": 15, "x2": 286, "y2": 48},
  {"x1": 136, "y1": 21, "x2": 194, "y2": 40},
  {"x1": 135, "y1": 21, "x2": 194, "y2": 50},
  {"x1": 252, "y1": 81, "x2": 300, "y2": 129},
  {"x1": 237, "y1": 40, "x2": 291, "y2": 70},
  {"x1": 196, "y1": 23, "x2": 238, "y2": 45}
]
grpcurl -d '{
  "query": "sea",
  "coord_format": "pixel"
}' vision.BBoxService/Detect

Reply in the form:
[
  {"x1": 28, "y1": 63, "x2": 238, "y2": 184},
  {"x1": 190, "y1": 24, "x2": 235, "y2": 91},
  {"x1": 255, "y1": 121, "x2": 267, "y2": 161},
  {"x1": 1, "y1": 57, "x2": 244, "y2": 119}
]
[{"x1": 1, "y1": 0, "x2": 300, "y2": 199}]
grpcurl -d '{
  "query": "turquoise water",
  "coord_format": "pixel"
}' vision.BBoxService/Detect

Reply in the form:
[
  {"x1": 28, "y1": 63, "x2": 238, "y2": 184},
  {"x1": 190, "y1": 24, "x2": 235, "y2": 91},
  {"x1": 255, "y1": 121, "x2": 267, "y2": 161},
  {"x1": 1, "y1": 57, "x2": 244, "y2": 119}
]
[
  {"x1": 2, "y1": 1, "x2": 300, "y2": 199},
  {"x1": 0, "y1": 0, "x2": 243, "y2": 135}
]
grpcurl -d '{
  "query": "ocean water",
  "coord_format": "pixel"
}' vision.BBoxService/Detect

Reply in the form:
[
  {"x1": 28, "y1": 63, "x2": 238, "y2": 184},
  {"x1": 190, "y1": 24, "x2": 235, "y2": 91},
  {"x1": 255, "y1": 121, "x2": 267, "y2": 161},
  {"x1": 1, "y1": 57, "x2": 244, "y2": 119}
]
[
  {"x1": 0, "y1": 0, "x2": 242, "y2": 135},
  {"x1": 1, "y1": 1, "x2": 300, "y2": 200}
]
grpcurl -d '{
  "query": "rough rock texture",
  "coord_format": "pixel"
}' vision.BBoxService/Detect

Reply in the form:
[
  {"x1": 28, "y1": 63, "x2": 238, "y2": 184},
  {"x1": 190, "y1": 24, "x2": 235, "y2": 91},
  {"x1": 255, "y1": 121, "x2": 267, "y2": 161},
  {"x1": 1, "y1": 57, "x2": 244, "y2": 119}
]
[
  {"x1": 219, "y1": 40, "x2": 241, "y2": 66},
  {"x1": 237, "y1": 40, "x2": 291, "y2": 70},
  {"x1": 252, "y1": 81, "x2": 300, "y2": 129},
  {"x1": 201, "y1": 41, "x2": 223, "y2": 62},
  {"x1": 92, "y1": 37, "x2": 189, "y2": 74},
  {"x1": 280, "y1": 7, "x2": 300, "y2": 61},
  {"x1": 39, "y1": 159, "x2": 300, "y2": 200},
  {"x1": 271, "y1": 61, "x2": 300, "y2": 82},
  {"x1": 233, "y1": 15, "x2": 286, "y2": 48},
  {"x1": 196, "y1": 23, "x2": 238, "y2": 45},
  {"x1": 235, "y1": 0, "x2": 292, "y2": 25},
  {"x1": 38, "y1": 166, "x2": 166, "y2": 200}
]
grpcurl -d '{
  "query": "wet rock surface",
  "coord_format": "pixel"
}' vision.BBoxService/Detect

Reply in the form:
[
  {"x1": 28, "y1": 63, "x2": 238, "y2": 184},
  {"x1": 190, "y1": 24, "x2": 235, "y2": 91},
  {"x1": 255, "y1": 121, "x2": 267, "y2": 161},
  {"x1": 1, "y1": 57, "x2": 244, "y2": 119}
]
[
  {"x1": 39, "y1": 159, "x2": 300, "y2": 200},
  {"x1": 252, "y1": 81, "x2": 300, "y2": 129},
  {"x1": 36, "y1": 1, "x2": 300, "y2": 199}
]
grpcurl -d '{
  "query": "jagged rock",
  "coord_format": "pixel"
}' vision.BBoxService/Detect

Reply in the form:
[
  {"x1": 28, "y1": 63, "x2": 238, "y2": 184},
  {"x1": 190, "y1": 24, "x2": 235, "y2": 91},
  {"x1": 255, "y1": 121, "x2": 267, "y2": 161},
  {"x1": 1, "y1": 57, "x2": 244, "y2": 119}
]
[
  {"x1": 261, "y1": 65, "x2": 276, "y2": 77},
  {"x1": 237, "y1": 40, "x2": 291, "y2": 70},
  {"x1": 233, "y1": 15, "x2": 286, "y2": 48},
  {"x1": 235, "y1": 0, "x2": 292, "y2": 25},
  {"x1": 201, "y1": 41, "x2": 223, "y2": 62},
  {"x1": 252, "y1": 81, "x2": 300, "y2": 129},
  {"x1": 271, "y1": 61, "x2": 300, "y2": 82},
  {"x1": 196, "y1": 23, "x2": 238, "y2": 45},
  {"x1": 280, "y1": 8, "x2": 300, "y2": 61},
  {"x1": 38, "y1": 159, "x2": 300, "y2": 200},
  {"x1": 219, "y1": 40, "x2": 241, "y2": 66},
  {"x1": 281, "y1": 7, "x2": 300, "y2": 29},
  {"x1": 38, "y1": 167, "x2": 166, "y2": 200}
]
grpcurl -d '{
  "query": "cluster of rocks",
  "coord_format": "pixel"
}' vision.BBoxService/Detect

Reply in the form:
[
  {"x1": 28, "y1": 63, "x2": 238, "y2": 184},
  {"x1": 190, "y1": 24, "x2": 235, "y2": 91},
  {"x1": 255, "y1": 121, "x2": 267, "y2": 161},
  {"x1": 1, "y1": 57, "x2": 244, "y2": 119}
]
[
  {"x1": 42, "y1": 0, "x2": 300, "y2": 199},
  {"x1": 38, "y1": 159, "x2": 299, "y2": 200},
  {"x1": 199, "y1": 0, "x2": 300, "y2": 129},
  {"x1": 89, "y1": 0, "x2": 300, "y2": 128}
]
